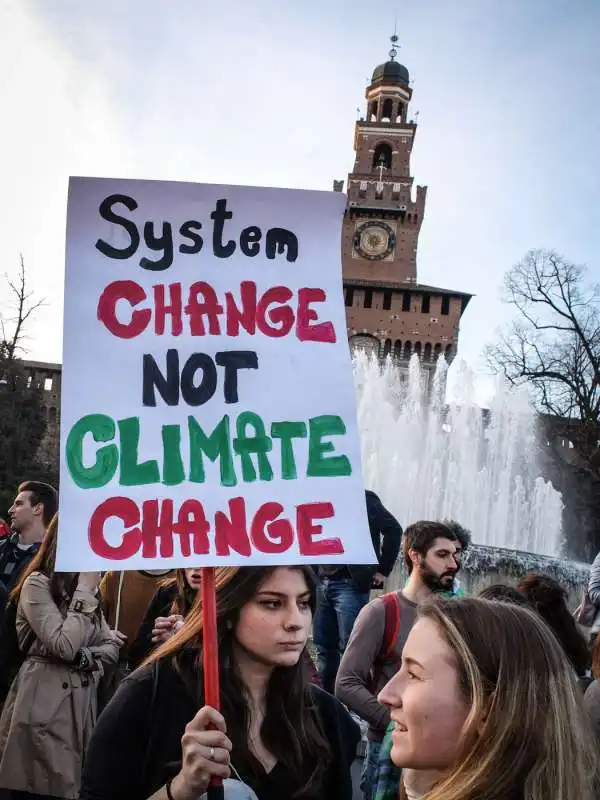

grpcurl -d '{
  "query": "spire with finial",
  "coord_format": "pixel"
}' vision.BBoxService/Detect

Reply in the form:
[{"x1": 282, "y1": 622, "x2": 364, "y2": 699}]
[
  {"x1": 389, "y1": 20, "x2": 399, "y2": 61},
  {"x1": 370, "y1": 26, "x2": 410, "y2": 87}
]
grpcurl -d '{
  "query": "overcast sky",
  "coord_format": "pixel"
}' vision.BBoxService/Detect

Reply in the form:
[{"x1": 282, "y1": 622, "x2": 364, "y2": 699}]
[{"x1": 1, "y1": 0, "x2": 599, "y2": 396}]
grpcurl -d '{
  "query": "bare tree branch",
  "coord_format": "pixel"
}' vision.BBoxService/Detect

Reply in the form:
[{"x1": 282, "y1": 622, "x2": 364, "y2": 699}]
[
  {"x1": 0, "y1": 254, "x2": 45, "y2": 361},
  {"x1": 485, "y1": 249, "x2": 600, "y2": 480},
  {"x1": 0, "y1": 256, "x2": 53, "y2": 496}
]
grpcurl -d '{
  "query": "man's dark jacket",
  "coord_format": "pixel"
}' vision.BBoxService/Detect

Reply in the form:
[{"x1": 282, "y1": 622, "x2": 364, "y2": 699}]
[
  {"x1": 0, "y1": 534, "x2": 40, "y2": 630},
  {"x1": 347, "y1": 490, "x2": 403, "y2": 593}
]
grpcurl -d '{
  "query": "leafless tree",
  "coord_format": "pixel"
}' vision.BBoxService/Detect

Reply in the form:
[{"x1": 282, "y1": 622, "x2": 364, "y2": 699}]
[
  {"x1": 486, "y1": 249, "x2": 600, "y2": 477},
  {"x1": 0, "y1": 257, "x2": 49, "y2": 512},
  {"x1": 0, "y1": 254, "x2": 45, "y2": 363}
]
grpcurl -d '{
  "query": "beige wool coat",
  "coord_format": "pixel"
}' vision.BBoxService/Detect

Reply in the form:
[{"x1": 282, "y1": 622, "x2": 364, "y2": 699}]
[{"x1": 0, "y1": 571, "x2": 119, "y2": 797}]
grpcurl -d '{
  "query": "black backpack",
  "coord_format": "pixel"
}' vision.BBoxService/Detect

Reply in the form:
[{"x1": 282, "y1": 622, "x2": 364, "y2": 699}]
[{"x1": 0, "y1": 596, "x2": 35, "y2": 704}]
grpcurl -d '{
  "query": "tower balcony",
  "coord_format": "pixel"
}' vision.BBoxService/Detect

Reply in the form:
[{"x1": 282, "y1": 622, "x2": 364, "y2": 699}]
[{"x1": 356, "y1": 120, "x2": 417, "y2": 133}]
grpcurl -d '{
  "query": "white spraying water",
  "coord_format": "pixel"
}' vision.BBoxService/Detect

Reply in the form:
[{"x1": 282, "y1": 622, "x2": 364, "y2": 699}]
[{"x1": 354, "y1": 352, "x2": 563, "y2": 557}]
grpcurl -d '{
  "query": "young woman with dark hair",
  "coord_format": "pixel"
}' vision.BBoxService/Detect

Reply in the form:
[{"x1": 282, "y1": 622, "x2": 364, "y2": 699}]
[
  {"x1": 0, "y1": 513, "x2": 121, "y2": 798},
  {"x1": 127, "y1": 568, "x2": 201, "y2": 668},
  {"x1": 80, "y1": 566, "x2": 359, "y2": 800},
  {"x1": 517, "y1": 573, "x2": 591, "y2": 679}
]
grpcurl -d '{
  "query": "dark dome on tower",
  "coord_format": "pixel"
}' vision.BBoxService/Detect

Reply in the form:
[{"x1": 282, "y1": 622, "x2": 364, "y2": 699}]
[{"x1": 371, "y1": 60, "x2": 409, "y2": 86}]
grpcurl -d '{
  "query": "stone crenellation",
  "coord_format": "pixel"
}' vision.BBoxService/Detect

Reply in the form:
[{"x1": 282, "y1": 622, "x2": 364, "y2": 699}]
[{"x1": 21, "y1": 359, "x2": 62, "y2": 467}]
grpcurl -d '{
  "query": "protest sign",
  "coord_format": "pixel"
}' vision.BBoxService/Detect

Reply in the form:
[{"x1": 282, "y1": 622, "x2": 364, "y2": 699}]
[{"x1": 57, "y1": 177, "x2": 374, "y2": 571}]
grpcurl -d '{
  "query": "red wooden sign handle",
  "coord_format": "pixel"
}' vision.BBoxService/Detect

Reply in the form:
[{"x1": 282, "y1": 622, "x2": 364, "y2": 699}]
[{"x1": 201, "y1": 567, "x2": 224, "y2": 798}]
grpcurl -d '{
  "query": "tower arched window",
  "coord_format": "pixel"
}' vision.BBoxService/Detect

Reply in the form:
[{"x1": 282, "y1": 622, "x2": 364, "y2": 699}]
[
  {"x1": 434, "y1": 343, "x2": 442, "y2": 361},
  {"x1": 404, "y1": 341, "x2": 412, "y2": 360},
  {"x1": 445, "y1": 344, "x2": 454, "y2": 360},
  {"x1": 382, "y1": 338, "x2": 392, "y2": 358},
  {"x1": 394, "y1": 340, "x2": 403, "y2": 359},
  {"x1": 381, "y1": 99, "x2": 393, "y2": 122},
  {"x1": 424, "y1": 343, "x2": 433, "y2": 362},
  {"x1": 414, "y1": 342, "x2": 422, "y2": 359},
  {"x1": 368, "y1": 101, "x2": 378, "y2": 121},
  {"x1": 372, "y1": 143, "x2": 392, "y2": 171},
  {"x1": 395, "y1": 103, "x2": 405, "y2": 123}
]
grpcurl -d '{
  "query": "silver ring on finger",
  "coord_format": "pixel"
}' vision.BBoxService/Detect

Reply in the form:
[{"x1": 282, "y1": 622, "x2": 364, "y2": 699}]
[{"x1": 209, "y1": 747, "x2": 215, "y2": 760}]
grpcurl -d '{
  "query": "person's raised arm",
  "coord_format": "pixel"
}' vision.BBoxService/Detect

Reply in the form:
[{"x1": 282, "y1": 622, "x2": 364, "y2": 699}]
[
  {"x1": 128, "y1": 587, "x2": 172, "y2": 668},
  {"x1": 335, "y1": 599, "x2": 390, "y2": 732},
  {"x1": 20, "y1": 571, "x2": 102, "y2": 662},
  {"x1": 88, "y1": 611, "x2": 122, "y2": 669},
  {"x1": 149, "y1": 707, "x2": 232, "y2": 800},
  {"x1": 367, "y1": 492, "x2": 402, "y2": 578}
]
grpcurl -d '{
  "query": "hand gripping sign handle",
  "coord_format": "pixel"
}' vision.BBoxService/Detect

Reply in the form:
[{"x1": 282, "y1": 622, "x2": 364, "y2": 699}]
[{"x1": 201, "y1": 567, "x2": 225, "y2": 800}]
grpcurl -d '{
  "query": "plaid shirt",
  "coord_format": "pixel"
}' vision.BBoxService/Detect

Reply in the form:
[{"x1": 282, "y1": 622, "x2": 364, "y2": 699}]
[{"x1": 374, "y1": 720, "x2": 401, "y2": 800}]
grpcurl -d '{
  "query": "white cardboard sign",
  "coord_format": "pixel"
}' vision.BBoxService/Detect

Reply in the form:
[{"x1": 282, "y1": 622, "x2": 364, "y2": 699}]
[{"x1": 57, "y1": 177, "x2": 374, "y2": 571}]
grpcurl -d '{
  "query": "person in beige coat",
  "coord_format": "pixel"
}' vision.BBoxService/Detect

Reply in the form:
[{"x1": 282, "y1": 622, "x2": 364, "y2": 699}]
[{"x1": 0, "y1": 514, "x2": 121, "y2": 799}]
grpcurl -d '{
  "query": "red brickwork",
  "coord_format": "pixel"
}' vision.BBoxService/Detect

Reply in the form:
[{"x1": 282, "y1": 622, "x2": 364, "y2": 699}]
[{"x1": 335, "y1": 56, "x2": 471, "y2": 367}]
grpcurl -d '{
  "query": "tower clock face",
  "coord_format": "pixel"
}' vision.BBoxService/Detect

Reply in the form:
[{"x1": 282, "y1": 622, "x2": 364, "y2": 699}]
[{"x1": 353, "y1": 221, "x2": 396, "y2": 261}]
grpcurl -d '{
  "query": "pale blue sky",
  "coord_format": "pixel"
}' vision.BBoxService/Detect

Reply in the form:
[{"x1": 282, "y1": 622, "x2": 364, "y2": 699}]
[{"x1": 1, "y1": 0, "x2": 599, "y2": 390}]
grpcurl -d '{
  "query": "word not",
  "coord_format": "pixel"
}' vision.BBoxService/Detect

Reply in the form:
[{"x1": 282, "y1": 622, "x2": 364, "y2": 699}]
[
  {"x1": 97, "y1": 280, "x2": 336, "y2": 343},
  {"x1": 66, "y1": 412, "x2": 352, "y2": 489},
  {"x1": 88, "y1": 495, "x2": 343, "y2": 560},
  {"x1": 143, "y1": 349, "x2": 258, "y2": 407},
  {"x1": 95, "y1": 195, "x2": 298, "y2": 271}
]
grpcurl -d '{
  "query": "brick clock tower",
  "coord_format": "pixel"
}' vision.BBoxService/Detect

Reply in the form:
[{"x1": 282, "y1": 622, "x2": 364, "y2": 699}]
[{"x1": 334, "y1": 36, "x2": 471, "y2": 377}]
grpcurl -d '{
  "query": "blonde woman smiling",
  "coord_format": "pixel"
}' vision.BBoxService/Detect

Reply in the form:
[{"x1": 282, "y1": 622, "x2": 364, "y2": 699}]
[{"x1": 378, "y1": 597, "x2": 598, "y2": 800}]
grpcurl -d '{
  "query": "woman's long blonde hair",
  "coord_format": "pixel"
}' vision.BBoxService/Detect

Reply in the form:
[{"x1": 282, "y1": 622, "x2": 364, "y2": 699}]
[{"x1": 416, "y1": 597, "x2": 598, "y2": 800}]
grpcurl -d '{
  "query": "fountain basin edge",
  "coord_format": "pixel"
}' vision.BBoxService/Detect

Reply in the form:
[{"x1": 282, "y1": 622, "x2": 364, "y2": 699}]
[{"x1": 386, "y1": 544, "x2": 590, "y2": 610}]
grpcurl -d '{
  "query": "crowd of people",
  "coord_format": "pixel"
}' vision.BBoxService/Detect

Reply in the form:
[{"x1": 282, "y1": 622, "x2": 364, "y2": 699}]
[{"x1": 0, "y1": 481, "x2": 599, "y2": 799}]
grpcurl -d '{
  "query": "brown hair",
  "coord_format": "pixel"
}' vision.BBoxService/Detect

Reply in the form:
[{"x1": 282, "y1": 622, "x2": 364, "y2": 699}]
[
  {"x1": 10, "y1": 513, "x2": 78, "y2": 609},
  {"x1": 415, "y1": 597, "x2": 597, "y2": 800},
  {"x1": 403, "y1": 521, "x2": 458, "y2": 573},
  {"x1": 476, "y1": 583, "x2": 531, "y2": 607},
  {"x1": 517, "y1": 573, "x2": 591, "y2": 676},
  {"x1": 158, "y1": 569, "x2": 197, "y2": 616},
  {"x1": 144, "y1": 565, "x2": 331, "y2": 797},
  {"x1": 442, "y1": 520, "x2": 471, "y2": 552},
  {"x1": 18, "y1": 481, "x2": 58, "y2": 527}
]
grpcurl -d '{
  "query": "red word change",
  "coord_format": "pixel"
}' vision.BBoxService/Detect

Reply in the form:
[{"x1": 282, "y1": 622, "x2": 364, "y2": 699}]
[
  {"x1": 88, "y1": 495, "x2": 344, "y2": 561},
  {"x1": 97, "y1": 280, "x2": 336, "y2": 343}
]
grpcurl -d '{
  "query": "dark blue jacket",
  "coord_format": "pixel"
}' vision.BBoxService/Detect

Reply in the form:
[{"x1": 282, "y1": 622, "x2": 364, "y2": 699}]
[{"x1": 0, "y1": 534, "x2": 40, "y2": 630}]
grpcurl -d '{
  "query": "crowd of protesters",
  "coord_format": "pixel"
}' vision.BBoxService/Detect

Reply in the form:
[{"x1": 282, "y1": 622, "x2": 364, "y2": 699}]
[{"x1": 0, "y1": 481, "x2": 599, "y2": 799}]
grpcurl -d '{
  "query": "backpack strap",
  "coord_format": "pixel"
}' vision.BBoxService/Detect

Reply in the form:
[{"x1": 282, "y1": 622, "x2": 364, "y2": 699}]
[{"x1": 374, "y1": 592, "x2": 401, "y2": 669}]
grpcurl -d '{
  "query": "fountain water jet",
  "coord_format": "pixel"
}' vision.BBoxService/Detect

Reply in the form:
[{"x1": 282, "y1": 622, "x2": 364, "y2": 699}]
[
  {"x1": 355, "y1": 351, "x2": 563, "y2": 556},
  {"x1": 354, "y1": 352, "x2": 593, "y2": 604}
]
